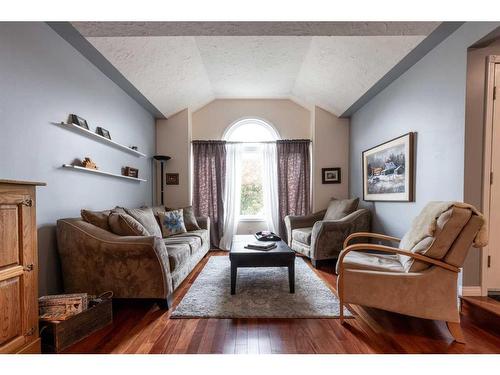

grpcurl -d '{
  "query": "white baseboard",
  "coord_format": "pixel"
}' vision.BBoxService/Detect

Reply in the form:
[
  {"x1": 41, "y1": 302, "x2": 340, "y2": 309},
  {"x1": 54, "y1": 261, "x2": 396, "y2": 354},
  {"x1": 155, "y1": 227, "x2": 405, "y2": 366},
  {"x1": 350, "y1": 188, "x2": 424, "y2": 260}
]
[{"x1": 461, "y1": 286, "x2": 482, "y2": 296}]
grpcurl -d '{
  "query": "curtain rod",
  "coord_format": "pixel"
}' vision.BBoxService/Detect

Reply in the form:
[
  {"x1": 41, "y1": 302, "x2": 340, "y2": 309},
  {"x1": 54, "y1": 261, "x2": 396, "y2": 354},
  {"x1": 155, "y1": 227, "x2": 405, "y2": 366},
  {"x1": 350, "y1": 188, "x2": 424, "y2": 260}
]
[
  {"x1": 192, "y1": 140, "x2": 312, "y2": 144},
  {"x1": 225, "y1": 141, "x2": 276, "y2": 144}
]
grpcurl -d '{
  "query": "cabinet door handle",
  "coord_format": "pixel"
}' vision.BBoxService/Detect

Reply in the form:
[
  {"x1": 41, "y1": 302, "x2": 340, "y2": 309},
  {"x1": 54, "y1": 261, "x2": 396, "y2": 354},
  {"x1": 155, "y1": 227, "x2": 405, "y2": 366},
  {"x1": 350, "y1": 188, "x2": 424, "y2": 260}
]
[
  {"x1": 23, "y1": 264, "x2": 34, "y2": 272},
  {"x1": 21, "y1": 198, "x2": 33, "y2": 207}
]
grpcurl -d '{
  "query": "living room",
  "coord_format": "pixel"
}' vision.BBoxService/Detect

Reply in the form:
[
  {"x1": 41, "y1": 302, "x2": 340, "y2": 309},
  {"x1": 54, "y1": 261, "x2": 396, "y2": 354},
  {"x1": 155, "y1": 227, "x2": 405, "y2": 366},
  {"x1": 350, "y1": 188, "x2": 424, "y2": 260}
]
[{"x1": 2, "y1": 0, "x2": 500, "y2": 372}]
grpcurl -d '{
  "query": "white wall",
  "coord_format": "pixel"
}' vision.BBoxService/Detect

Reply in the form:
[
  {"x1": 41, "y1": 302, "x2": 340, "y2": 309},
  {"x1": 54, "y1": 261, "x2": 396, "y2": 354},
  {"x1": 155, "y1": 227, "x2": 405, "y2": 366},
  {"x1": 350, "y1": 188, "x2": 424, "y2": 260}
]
[
  {"x1": 312, "y1": 106, "x2": 350, "y2": 211},
  {"x1": 156, "y1": 109, "x2": 192, "y2": 208},
  {"x1": 0, "y1": 23, "x2": 156, "y2": 295},
  {"x1": 192, "y1": 98, "x2": 311, "y2": 140}
]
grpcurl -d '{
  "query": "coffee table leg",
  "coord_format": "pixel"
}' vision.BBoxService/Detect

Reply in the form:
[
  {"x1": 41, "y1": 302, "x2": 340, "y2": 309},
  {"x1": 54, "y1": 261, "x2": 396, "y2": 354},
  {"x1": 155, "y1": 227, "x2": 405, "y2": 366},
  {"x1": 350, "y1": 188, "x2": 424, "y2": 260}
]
[
  {"x1": 288, "y1": 261, "x2": 295, "y2": 293},
  {"x1": 231, "y1": 263, "x2": 237, "y2": 295}
]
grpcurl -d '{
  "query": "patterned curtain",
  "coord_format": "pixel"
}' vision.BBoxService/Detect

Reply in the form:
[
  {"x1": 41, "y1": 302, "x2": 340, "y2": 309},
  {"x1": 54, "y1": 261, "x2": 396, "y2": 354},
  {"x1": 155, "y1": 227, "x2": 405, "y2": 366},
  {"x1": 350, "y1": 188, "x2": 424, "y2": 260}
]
[
  {"x1": 277, "y1": 139, "x2": 311, "y2": 240},
  {"x1": 192, "y1": 141, "x2": 227, "y2": 248}
]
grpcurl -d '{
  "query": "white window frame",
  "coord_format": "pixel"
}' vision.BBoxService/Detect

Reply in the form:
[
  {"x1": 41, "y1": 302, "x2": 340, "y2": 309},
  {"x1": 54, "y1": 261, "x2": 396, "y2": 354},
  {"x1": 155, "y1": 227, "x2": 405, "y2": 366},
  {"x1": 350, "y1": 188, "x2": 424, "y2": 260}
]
[{"x1": 223, "y1": 118, "x2": 280, "y2": 222}]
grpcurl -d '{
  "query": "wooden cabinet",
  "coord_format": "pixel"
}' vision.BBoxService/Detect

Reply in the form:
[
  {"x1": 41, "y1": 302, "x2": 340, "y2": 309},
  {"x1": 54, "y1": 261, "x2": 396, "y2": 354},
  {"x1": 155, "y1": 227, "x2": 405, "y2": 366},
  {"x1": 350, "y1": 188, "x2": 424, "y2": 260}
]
[{"x1": 0, "y1": 179, "x2": 45, "y2": 354}]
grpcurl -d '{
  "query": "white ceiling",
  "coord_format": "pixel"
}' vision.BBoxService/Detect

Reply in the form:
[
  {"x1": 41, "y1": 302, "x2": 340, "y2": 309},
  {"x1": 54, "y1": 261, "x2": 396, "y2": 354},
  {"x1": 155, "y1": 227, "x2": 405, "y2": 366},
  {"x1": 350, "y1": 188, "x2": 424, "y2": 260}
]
[{"x1": 74, "y1": 23, "x2": 436, "y2": 117}]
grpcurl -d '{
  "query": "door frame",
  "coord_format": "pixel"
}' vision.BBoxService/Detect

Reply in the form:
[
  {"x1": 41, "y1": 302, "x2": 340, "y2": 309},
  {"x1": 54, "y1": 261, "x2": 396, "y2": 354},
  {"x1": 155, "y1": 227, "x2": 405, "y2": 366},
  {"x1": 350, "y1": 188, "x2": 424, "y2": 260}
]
[{"x1": 481, "y1": 55, "x2": 500, "y2": 296}]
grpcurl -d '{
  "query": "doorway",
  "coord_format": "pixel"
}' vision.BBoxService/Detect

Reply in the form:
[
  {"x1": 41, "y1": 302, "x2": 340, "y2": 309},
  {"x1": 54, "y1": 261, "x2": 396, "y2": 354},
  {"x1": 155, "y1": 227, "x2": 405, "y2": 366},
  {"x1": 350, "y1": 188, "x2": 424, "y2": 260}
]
[{"x1": 482, "y1": 56, "x2": 500, "y2": 296}]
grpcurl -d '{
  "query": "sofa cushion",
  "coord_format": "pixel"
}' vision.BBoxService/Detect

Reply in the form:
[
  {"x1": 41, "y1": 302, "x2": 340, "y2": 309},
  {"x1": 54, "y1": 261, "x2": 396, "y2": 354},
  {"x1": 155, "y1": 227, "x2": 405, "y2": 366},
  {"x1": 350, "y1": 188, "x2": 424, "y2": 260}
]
[
  {"x1": 148, "y1": 205, "x2": 166, "y2": 225},
  {"x1": 81, "y1": 209, "x2": 111, "y2": 231},
  {"x1": 165, "y1": 244, "x2": 191, "y2": 272},
  {"x1": 324, "y1": 198, "x2": 359, "y2": 221},
  {"x1": 336, "y1": 251, "x2": 404, "y2": 274},
  {"x1": 292, "y1": 227, "x2": 313, "y2": 245},
  {"x1": 171, "y1": 229, "x2": 208, "y2": 248},
  {"x1": 158, "y1": 209, "x2": 187, "y2": 237},
  {"x1": 125, "y1": 207, "x2": 162, "y2": 237},
  {"x1": 108, "y1": 212, "x2": 149, "y2": 236},
  {"x1": 165, "y1": 234, "x2": 202, "y2": 254},
  {"x1": 167, "y1": 206, "x2": 200, "y2": 231}
]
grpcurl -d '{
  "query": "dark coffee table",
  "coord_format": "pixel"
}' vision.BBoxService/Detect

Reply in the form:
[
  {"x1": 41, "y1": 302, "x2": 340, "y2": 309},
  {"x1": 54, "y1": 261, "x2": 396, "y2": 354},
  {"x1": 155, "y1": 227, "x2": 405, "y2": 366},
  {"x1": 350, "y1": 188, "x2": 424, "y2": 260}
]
[{"x1": 229, "y1": 235, "x2": 295, "y2": 295}]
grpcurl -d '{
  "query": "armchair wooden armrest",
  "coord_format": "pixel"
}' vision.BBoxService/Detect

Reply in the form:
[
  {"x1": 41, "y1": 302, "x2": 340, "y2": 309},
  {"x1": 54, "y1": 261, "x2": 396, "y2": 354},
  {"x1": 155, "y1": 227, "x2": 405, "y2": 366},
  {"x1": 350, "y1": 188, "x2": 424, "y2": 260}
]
[
  {"x1": 338, "y1": 243, "x2": 460, "y2": 274},
  {"x1": 343, "y1": 232, "x2": 401, "y2": 249}
]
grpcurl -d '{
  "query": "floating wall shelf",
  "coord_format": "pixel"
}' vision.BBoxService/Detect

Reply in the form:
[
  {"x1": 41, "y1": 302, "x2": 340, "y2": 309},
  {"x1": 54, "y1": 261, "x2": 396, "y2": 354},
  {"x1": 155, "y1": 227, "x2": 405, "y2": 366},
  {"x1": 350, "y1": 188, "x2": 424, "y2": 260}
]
[
  {"x1": 53, "y1": 122, "x2": 147, "y2": 157},
  {"x1": 62, "y1": 164, "x2": 147, "y2": 182}
]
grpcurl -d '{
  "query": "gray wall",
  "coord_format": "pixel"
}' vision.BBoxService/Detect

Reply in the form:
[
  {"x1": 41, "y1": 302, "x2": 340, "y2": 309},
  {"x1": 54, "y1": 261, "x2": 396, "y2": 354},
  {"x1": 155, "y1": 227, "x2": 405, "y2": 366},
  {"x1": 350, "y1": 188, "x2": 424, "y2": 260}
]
[
  {"x1": 349, "y1": 22, "x2": 500, "y2": 286},
  {"x1": 0, "y1": 22, "x2": 155, "y2": 295}
]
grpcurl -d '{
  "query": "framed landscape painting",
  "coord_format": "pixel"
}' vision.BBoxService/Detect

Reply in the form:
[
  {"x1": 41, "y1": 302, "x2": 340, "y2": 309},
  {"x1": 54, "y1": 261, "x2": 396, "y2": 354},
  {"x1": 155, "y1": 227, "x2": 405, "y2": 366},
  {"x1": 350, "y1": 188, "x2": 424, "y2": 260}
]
[{"x1": 362, "y1": 132, "x2": 415, "y2": 202}]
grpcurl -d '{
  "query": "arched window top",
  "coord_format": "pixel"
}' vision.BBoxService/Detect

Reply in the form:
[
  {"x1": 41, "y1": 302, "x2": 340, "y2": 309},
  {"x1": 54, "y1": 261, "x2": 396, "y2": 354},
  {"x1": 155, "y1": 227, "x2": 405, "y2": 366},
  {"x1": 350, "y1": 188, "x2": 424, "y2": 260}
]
[{"x1": 223, "y1": 118, "x2": 280, "y2": 142}]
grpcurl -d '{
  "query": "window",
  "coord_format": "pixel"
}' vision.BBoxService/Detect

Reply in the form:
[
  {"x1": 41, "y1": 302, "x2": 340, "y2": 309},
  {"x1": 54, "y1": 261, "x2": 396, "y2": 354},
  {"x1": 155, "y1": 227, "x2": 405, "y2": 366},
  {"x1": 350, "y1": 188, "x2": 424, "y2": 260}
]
[{"x1": 223, "y1": 119, "x2": 279, "y2": 220}]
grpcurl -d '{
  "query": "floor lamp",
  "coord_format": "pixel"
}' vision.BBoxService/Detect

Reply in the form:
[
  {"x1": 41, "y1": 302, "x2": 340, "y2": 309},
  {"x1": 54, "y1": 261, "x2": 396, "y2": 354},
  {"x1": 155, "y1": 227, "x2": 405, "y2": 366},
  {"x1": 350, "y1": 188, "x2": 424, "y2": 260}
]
[{"x1": 153, "y1": 155, "x2": 171, "y2": 205}]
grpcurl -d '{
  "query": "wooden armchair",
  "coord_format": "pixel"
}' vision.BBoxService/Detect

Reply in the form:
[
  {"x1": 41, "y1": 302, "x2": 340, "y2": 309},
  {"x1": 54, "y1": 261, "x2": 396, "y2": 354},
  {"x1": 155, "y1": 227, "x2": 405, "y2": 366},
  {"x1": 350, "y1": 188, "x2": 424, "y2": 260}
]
[{"x1": 336, "y1": 204, "x2": 485, "y2": 343}]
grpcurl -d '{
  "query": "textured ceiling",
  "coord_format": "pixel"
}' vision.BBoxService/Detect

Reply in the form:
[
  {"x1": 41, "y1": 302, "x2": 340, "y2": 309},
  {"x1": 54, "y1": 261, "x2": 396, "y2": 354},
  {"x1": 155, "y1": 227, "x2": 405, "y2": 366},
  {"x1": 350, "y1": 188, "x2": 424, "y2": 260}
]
[{"x1": 75, "y1": 22, "x2": 436, "y2": 117}]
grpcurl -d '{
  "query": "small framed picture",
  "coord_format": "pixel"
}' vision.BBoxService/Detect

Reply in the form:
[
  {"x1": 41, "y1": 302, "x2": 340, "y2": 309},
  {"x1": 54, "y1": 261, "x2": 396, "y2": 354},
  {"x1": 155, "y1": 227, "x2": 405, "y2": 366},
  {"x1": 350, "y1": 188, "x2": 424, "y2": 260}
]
[
  {"x1": 96, "y1": 127, "x2": 111, "y2": 140},
  {"x1": 69, "y1": 114, "x2": 89, "y2": 130},
  {"x1": 166, "y1": 173, "x2": 179, "y2": 185},
  {"x1": 322, "y1": 168, "x2": 341, "y2": 184}
]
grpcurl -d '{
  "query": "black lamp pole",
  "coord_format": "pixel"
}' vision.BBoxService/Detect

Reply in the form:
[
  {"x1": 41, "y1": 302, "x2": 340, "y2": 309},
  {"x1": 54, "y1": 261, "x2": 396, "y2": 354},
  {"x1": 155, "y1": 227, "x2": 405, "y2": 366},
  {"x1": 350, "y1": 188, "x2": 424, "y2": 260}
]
[{"x1": 153, "y1": 155, "x2": 171, "y2": 205}]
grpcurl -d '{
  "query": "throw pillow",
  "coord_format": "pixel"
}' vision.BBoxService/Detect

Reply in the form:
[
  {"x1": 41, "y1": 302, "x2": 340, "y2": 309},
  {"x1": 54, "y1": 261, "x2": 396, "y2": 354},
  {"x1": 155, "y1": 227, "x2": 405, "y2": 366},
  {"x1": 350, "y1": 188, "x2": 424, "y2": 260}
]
[
  {"x1": 125, "y1": 207, "x2": 162, "y2": 238},
  {"x1": 81, "y1": 209, "x2": 111, "y2": 231},
  {"x1": 166, "y1": 205, "x2": 200, "y2": 231},
  {"x1": 108, "y1": 212, "x2": 149, "y2": 236},
  {"x1": 158, "y1": 209, "x2": 187, "y2": 237},
  {"x1": 324, "y1": 197, "x2": 359, "y2": 221}
]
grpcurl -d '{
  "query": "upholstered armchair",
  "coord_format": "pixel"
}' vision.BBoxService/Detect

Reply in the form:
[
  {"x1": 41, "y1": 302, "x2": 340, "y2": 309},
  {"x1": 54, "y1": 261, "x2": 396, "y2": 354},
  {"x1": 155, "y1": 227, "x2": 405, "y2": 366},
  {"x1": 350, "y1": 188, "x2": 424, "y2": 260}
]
[
  {"x1": 336, "y1": 202, "x2": 486, "y2": 343},
  {"x1": 284, "y1": 198, "x2": 371, "y2": 267}
]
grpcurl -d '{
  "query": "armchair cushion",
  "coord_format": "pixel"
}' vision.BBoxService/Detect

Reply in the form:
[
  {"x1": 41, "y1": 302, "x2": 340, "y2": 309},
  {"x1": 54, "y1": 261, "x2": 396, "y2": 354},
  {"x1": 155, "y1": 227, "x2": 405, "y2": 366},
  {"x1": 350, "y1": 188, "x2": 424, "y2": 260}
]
[
  {"x1": 399, "y1": 207, "x2": 472, "y2": 272},
  {"x1": 292, "y1": 227, "x2": 313, "y2": 245},
  {"x1": 336, "y1": 251, "x2": 404, "y2": 273},
  {"x1": 324, "y1": 197, "x2": 359, "y2": 220}
]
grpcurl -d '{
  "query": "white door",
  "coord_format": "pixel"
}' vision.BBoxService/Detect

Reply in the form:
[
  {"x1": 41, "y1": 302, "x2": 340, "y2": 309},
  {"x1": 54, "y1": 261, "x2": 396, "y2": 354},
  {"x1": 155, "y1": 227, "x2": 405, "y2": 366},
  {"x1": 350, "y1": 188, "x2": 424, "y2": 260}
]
[{"x1": 487, "y1": 63, "x2": 500, "y2": 291}]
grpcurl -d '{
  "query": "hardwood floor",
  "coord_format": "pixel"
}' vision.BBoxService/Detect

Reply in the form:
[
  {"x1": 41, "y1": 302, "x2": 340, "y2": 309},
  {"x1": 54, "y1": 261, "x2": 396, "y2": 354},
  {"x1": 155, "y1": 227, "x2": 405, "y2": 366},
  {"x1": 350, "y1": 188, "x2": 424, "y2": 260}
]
[{"x1": 62, "y1": 252, "x2": 500, "y2": 354}]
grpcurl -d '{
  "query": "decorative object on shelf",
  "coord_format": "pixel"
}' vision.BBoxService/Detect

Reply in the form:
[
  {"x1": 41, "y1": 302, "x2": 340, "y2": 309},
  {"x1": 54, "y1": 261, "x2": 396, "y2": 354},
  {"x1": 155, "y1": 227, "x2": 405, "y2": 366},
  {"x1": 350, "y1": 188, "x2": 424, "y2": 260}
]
[
  {"x1": 53, "y1": 122, "x2": 146, "y2": 157},
  {"x1": 322, "y1": 167, "x2": 341, "y2": 184},
  {"x1": 82, "y1": 157, "x2": 98, "y2": 170},
  {"x1": 123, "y1": 166, "x2": 139, "y2": 178},
  {"x1": 96, "y1": 126, "x2": 111, "y2": 140},
  {"x1": 166, "y1": 173, "x2": 179, "y2": 185},
  {"x1": 39, "y1": 293, "x2": 89, "y2": 322},
  {"x1": 62, "y1": 164, "x2": 146, "y2": 182},
  {"x1": 68, "y1": 114, "x2": 89, "y2": 130},
  {"x1": 153, "y1": 155, "x2": 171, "y2": 205},
  {"x1": 362, "y1": 132, "x2": 415, "y2": 202},
  {"x1": 130, "y1": 145, "x2": 138, "y2": 151}
]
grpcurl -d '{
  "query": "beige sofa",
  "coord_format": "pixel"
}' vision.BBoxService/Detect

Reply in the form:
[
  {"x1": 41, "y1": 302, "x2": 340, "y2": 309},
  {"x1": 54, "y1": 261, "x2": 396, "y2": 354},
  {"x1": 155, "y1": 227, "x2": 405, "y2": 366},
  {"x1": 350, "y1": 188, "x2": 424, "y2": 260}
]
[{"x1": 56, "y1": 209, "x2": 210, "y2": 309}]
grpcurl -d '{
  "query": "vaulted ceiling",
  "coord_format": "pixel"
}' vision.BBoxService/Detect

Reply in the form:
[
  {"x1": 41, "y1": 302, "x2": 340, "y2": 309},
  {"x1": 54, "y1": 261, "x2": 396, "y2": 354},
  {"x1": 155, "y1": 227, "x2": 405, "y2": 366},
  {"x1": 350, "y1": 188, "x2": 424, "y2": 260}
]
[{"x1": 72, "y1": 22, "x2": 440, "y2": 117}]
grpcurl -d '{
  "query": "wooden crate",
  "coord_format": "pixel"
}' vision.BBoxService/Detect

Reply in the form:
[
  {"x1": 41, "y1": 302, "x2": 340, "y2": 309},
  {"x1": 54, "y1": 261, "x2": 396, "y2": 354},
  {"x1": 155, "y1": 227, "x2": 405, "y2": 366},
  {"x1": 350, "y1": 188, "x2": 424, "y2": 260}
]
[{"x1": 40, "y1": 298, "x2": 112, "y2": 353}]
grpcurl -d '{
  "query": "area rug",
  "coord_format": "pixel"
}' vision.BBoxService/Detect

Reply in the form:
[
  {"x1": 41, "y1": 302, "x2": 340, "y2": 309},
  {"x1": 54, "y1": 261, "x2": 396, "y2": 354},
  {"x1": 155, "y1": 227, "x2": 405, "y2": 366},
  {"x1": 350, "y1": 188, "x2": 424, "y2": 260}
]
[{"x1": 171, "y1": 256, "x2": 352, "y2": 318}]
